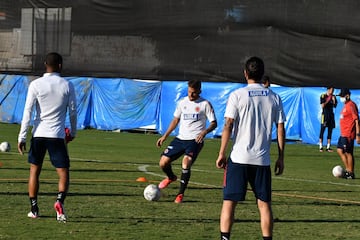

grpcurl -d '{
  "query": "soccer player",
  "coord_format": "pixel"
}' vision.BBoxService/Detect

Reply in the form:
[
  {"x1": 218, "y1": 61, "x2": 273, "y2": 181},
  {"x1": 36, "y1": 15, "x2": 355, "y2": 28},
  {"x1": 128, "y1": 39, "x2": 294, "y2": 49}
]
[
  {"x1": 156, "y1": 80, "x2": 217, "y2": 203},
  {"x1": 216, "y1": 56, "x2": 286, "y2": 240},
  {"x1": 319, "y1": 87, "x2": 337, "y2": 152},
  {"x1": 336, "y1": 88, "x2": 360, "y2": 179},
  {"x1": 18, "y1": 52, "x2": 77, "y2": 222}
]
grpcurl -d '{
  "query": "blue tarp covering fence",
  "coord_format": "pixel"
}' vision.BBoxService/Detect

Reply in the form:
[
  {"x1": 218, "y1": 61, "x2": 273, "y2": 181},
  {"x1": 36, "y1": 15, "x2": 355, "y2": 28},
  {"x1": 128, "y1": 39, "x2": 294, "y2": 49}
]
[{"x1": 1, "y1": 74, "x2": 359, "y2": 146}]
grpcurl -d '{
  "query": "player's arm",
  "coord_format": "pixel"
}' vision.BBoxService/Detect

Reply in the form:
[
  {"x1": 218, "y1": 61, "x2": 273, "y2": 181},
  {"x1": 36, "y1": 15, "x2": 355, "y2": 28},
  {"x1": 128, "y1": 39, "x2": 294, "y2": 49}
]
[
  {"x1": 206, "y1": 120, "x2": 218, "y2": 134},
  {"x1": 274, "y1": 122, "x2": 285, "y2": 175},
  {"x1": 156, "y1": 117, "x2": 180, "y2": 147},
  {"x1": 67, "y1": 82, "x2": 77, "y2": 142},
  {"x1": 320, "y1": 95, "x2": 326, "y2": 109},
  {"x1": 196, "y1": 120, "x2": 217, "y2": 143},
  {"x1": 320, "y1": 94, "x2": 331, "y2": 108},
  {"x1": 216, "y1": 117, "x2": 233, "y2": 169},
  {"x1": 332, "y1": 95, "x2": 337, "y2": 108},
  {"x1": 196, "y1": 101, "x2": 218, "y2": 143},
  {"x1": 355, "y1": 119, "x2": 360, "y2": 144},
  {"x1": 17, "y1": 85, "x2": 36, "y2": 155}
]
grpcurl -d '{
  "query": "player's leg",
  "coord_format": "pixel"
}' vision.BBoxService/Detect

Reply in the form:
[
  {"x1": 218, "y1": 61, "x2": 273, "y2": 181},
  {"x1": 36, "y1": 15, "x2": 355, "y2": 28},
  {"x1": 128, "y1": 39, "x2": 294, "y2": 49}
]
[
  {"x1": 158, "y1": 138, "x2": 184, "y2": 189},
  {"x1": 337, "y1": 137, "x2": 355, "y2": 178},
  {"x1": 56, "y1": 167, "x2": 69, "y2": 201},
  {"x1": 220, "y1": 200, "x2": 237, "y2": 239},
  {"x1": 258, "y1": 200, "x2": 273, "y2": 238},
  {"x1": 174, "y1": 140, "x2": 204, "y2": 203},
  {"x1": 174, "y1": 155, "x2": 192, "y2": 203},
  {"x1": 219, "y1": 159, "x2": 247, "y2": 239},
  {"x1": 326, "y1": 127, "x2": 333, "y2": 152},
  {"x1": 28, "y1": 163, "x2": 42, "y2": 218},
  {"x1": 27, "y1": 137, "x2": 46, "y2": 218},
  {"x1": 158, "y1": 155, "x2": 178, "y2": 189},
  {"x1": 28, "y1": 164, "x2": 41, "y2": 198},
  {"x1": 47, "y1": 138, "x2": 70, "y2": 221},
  {"x1": 250, "y1": 165, "x2": 273, "y2": 239},
  {"x1": 319, "y1": 125, "x2": 326, "y2": 152},
  {"x1": 344, "y1": 140, "x2": 355, "y2": 178},
  {"x1": 337, "y1": 136, "x2": 347, "y2": 168},
  {"x1": 159, "y1": 155, "x2": 175, "y2": 177}
]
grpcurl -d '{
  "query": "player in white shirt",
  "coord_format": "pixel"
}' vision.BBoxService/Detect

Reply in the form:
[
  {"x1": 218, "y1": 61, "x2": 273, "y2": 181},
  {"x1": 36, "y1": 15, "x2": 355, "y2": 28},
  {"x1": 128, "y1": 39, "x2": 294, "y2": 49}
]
[
  {"x1": 216, "y1": 57, "x2": 286, "y2": 240},
  {"x1": 18, "y1": 52, "x2": 77, "y2": 222},
  {"x1": 156, "y1": 80, "x2": 217, "y2": 203}
]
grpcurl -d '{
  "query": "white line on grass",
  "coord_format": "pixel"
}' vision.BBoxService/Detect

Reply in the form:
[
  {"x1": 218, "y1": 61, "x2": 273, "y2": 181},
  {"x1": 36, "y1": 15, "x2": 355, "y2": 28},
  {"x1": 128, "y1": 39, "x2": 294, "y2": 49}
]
[
  {"x1": 138, "y1": 164, "x2": 221, "y2": 188},
  {"x1": 137, "y1": 164, "x2": 360, "y2": 205},
  {"x1": 70, "y1": 157, "x2": 360, "y2": 188},
  {"x1": 4, "y1": 155, "x2": 358, "y2": 204}
]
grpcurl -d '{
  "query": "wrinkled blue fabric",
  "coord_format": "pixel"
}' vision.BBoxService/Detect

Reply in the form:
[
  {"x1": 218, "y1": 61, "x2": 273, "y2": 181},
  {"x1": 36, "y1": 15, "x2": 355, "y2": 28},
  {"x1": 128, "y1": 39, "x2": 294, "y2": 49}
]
[{"x1": 1, "y1": 74, "x2": 359, "y2": 145}]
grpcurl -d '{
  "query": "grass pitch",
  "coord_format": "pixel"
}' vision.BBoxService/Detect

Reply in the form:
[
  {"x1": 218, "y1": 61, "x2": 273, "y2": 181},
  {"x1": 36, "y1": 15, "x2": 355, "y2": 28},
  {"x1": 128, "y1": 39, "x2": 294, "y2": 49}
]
[{"x1": 1, "y1": 123, "x2": 360, "y2": 239}]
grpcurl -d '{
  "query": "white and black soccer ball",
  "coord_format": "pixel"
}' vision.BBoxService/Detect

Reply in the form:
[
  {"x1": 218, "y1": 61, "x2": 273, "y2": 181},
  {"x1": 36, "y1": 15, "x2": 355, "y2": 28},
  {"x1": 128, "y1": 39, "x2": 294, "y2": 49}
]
[
  {"x1": 0, "y1": 142, "x2": 11, "y2": 152},
  {"x1": 332, "y1": 165, "x2": 344, "y2": 178},
  {"x1": 143, "y1": 184, "x2": 161, "y2": 201}
]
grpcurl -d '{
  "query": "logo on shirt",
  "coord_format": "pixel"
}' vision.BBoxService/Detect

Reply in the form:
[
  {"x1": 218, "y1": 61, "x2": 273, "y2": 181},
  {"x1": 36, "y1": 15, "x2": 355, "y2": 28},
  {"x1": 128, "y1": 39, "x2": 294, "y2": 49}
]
[
  {"x1": 183, "y1": 114, "x2": 199, "y2": 120},
  {"x1": 248, "y1": 90, "x2": 269, "y2": 97}
]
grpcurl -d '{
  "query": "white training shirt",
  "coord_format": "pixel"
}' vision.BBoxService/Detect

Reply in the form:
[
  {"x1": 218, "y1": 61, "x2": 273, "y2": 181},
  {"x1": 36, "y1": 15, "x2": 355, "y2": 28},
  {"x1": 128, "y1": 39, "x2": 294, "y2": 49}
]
[
  {"x1": 174, "y1": 96, "x2": 216, "y2": 140},
  {"x1": 18, "y1": 73, "x2": 77, "y2": 142},
  {"x1": 225, "y1": 83, "x2": 286, "y2": 166}
]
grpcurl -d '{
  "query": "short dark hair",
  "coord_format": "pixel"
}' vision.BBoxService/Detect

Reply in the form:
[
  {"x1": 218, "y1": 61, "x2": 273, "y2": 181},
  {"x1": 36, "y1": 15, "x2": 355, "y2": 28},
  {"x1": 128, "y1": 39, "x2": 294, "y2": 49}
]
[
  {"x1": 262, "y1": 75, "x2": 270, "y2": 82},
  {"x1": 188, "y1": 79, "x2": 201, "y2": 90},
  {"x1": 245, "y1": 56, "x2": 264, "y2": 82},
  {"x1": 45, "y1": 52, "x2": 63, "y2": 69}
]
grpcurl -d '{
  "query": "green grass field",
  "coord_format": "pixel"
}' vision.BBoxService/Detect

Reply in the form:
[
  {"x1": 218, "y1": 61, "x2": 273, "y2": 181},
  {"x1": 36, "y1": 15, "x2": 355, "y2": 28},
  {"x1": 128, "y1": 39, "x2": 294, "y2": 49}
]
[{"x1": 1, "y1": 123, "x2": 360, "y2": 239}]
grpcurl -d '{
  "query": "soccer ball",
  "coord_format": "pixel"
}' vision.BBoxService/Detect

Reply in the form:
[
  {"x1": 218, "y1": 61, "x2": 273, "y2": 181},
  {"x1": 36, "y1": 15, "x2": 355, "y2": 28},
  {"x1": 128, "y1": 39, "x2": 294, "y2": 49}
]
[
  {"x1": 332, "y1": 165, "x2": 344, "y2": 178},
  {"x1": 143, "y1": 184, "x2": 161, "y2": 201},
  {"x1": 0, "y1": 142, "x2": 11, "y2": 152}
]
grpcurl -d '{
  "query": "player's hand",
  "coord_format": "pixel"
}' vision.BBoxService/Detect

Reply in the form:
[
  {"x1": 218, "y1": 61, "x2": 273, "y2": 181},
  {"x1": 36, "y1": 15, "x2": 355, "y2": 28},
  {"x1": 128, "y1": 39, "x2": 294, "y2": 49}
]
[
  {"x1": 65, "y1": 128, "x2": 74, "y2": 143},
  {"x1": 18, "y1": 142, "x2": 26, "y2": 155},
  {"x1": 274, "y1": 157, "x2": 284, "y2": 175},
  {"x1": 156, "y1": 137, "x2": 166, "y2": 147},
  {"x1": 326, "y1": 95, "x2": 332, "y2": 102},
  {"x1": 356, "y1": 135, "x2": 360, "y2": 144},
  {"x1": 216, "y1": 153, "x2": 227, "y2": 169},
  {"x1": 195, "y1": 132, "x2": 205, "y2": 143}
]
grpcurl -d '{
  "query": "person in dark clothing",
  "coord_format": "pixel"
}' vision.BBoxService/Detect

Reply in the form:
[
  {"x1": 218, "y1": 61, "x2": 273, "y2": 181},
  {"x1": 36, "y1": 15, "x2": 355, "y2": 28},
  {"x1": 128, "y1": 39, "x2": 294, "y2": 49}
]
[{"x1": 319, "y1": 87, "x2": 337, "y2": 152}]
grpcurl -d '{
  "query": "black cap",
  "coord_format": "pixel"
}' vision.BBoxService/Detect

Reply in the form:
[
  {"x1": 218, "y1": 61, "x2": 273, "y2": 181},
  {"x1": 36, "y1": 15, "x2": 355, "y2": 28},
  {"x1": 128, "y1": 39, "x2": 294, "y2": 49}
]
[{"x1": 338, "y1": 88, "x2": 351, "y2": 97}]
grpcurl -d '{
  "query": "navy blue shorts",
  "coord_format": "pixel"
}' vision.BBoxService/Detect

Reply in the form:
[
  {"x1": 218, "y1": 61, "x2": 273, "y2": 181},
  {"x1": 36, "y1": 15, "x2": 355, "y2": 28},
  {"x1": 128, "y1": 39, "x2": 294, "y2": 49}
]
[
  {"x1": 337, "y1": 136, "x2": 354, "y2": 154},
  {"x1": 28, "y1": 137, "x2": 70, "y2": 168},
  {"x1": 162, "y1": 137, "x2": 203, "y2": 163},
  {"x1": 223, "y1": 158, "x2": 271, "y2": 202}
]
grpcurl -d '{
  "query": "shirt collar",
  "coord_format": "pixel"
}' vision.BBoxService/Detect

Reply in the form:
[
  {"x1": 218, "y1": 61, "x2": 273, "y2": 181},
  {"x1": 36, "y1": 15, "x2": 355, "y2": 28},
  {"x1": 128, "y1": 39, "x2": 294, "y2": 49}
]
[{"x1": 43, "y1": 72, "x2": 60, "y2": 77}]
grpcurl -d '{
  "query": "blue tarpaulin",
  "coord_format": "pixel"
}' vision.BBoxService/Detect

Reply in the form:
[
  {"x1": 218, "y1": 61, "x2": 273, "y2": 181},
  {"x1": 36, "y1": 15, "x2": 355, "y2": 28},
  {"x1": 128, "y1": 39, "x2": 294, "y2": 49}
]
[{"x1": 1, "y1": 74, "x2": 359, "y2": 146}]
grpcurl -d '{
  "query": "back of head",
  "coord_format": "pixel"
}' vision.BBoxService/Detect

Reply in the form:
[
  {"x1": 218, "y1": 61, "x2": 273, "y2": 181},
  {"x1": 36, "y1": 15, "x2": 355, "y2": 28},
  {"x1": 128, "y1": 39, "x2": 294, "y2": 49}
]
[
  {"x1": 45, "y1": 52, "x2": 63, "y2": 72},
  {"x1": 245, "y1": 56, "x2": 264, "y2": 82},
  {"x1": 188, "y1": 79, "x2": 201, "y2": 91}
]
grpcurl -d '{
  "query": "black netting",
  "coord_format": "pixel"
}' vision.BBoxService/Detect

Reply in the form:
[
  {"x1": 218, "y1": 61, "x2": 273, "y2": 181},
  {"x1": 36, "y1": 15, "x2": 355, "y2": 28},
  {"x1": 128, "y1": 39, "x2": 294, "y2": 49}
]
[{"x1": 1, "y1": 0, "x2": 360, "y2": 87}]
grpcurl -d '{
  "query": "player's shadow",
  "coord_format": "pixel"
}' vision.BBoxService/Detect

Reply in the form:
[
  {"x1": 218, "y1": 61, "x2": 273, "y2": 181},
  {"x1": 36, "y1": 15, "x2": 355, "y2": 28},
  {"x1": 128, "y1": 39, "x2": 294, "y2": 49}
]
[
  {"x1": 66, "y1": 216, "x2": 360, "y2": 224},
  {"x1": 0, "y1": 191, "x2": 139, "y2": 197}
]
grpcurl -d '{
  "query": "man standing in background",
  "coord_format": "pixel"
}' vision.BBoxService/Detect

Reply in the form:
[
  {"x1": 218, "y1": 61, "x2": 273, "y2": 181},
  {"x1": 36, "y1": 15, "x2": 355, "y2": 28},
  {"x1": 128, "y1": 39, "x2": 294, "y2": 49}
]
[
  {"x1": 336, "y1": 88, "x2": 360, "y2": 179},
  {"x1": 319, "y1": 87, "x2": 337, "y2": 152}
]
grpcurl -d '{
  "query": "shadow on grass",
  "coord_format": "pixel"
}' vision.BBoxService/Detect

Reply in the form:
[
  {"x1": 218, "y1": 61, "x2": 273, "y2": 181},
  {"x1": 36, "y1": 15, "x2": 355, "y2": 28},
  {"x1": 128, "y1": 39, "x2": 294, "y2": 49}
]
[
  {"x1": 53, "y1": 216, "x2": 360, "y2": 224},
  {"x1": 0, "y1": 191, "x2": 140, "y2": 197}
]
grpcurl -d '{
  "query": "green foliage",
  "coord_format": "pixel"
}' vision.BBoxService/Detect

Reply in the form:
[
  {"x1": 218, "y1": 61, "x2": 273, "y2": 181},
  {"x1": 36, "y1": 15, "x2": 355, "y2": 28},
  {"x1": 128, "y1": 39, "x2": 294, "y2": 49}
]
[{"x1": 1, "y1": 123, "x2": 360, "y2": 239}]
